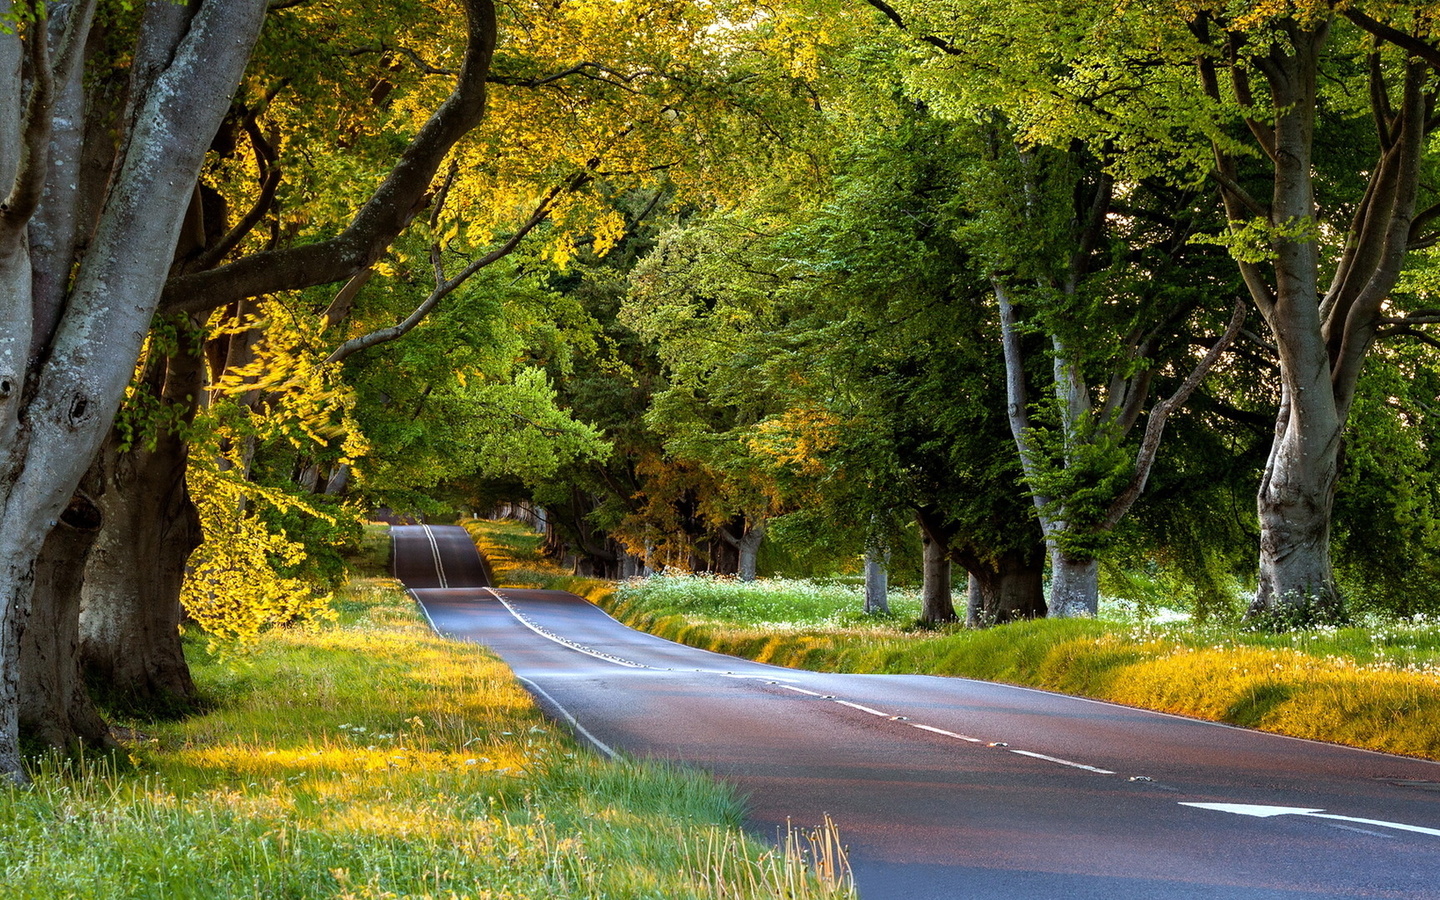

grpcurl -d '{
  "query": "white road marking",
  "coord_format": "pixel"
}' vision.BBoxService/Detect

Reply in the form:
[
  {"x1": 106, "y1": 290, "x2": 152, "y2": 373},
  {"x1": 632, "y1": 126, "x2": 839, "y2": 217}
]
[
  {"x1": 397, "y1": 528, "x2": 1125, "y2": 781},
  {"x1": 909, "y1": 723, "x2": 984, "y2": 743},
  {"x1": 993, "y1": 680, "x2": 1440, "y2": 767},
  {"x1": 484, "y1": 587, "x2": 649, "y2": 669},
  {"x1": 1180, "y1": 803, "x2": 1440, "y2": 838},
  {"x1": 420, "y1": 525, "x2": 448, "y2": 588},
  {"x1": 518, "y1": 675, "x2": 621, "y2": 761},
  {"x1": 411, "y1": 589, "x2": 444, "y2": 634},
  {"x1": 1008, "y1": 749, "x2": 1116, "y2": 774},
  {"x1": 834, "y1": 700, "x2": 892, "y2": 718}
]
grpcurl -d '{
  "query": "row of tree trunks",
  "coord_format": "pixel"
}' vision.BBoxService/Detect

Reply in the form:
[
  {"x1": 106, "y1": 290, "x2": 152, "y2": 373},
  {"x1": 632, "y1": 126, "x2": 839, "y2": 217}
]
[{"x1": 917, "y1": 507, "x2": 1047, "y2": 627}]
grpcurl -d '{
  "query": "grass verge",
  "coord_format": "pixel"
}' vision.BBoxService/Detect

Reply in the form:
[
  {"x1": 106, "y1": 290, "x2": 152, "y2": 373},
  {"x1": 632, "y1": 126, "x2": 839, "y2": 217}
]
[
  {"x1": 0, "y1": 526, "x2": 854, "y2": 899},
  {"x1": 463, "y1": 519, "x2": 1440, "y2": 762}
]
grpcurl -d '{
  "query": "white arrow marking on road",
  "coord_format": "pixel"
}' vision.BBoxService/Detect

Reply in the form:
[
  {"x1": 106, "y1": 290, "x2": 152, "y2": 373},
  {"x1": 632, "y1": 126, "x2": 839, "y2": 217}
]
[{"x1": 1180, "y1": 802, "x2": 1440, "y2": 838}]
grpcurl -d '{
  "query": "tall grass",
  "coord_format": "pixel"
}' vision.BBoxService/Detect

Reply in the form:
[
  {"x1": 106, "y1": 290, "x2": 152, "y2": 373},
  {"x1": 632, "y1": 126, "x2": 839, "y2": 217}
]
[{"x1": 0, "y1": 546, "x2": 853, "y2": 899}]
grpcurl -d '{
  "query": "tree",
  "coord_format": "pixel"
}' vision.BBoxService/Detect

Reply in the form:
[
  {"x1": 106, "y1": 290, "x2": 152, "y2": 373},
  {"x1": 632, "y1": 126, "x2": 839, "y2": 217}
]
[
  {"x1": 4, "y1": 0, "x2": 807, "y2": 769},
  {"x1": 856, "y1": 0, "x2": 1440, "y2": 620},
  {"x1": 1, "y1": 0, "x2": 271, "y2": 781}
]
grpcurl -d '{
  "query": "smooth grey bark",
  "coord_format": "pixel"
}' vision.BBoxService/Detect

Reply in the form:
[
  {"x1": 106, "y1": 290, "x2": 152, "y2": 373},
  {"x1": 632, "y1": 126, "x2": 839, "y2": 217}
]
[
  {"x1": 1047, "y1": 553, "x2": 1100, "y2": 619},
  {"x1": 995, "y1": 279, "x2": 1096, "y2": 617},
  {"x1": 323, "y1": 463, "x2": 351, "y2": 496},
  {"x1": 1241, "y1": 25, "x2": 1344, "y2": 619},
  {"x1": 717, "y1": 517, "x2": 765, "y2": 582},
  {"x1": 863, "y1": 547, "x2": 889, "y2": 615},
  {"x1": 0, "y1": 0, "x2": 269, "y2": 782},
  {"x1": 994, "y1": 280, "x2": 1246, "y2": 619},
  {"x1": 1193, "y1": 19, "x2": 1431, "y2": 619},
  {"x1": 737, "y1": 523, "x2": 764, "y2": 582}
]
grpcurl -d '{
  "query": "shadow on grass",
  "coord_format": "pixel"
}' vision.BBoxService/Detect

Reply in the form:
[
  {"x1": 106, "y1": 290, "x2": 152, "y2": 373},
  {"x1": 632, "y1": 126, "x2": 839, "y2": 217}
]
[{"x1": 1224, "y1": 681, "x2": 1294, "y2": 728}]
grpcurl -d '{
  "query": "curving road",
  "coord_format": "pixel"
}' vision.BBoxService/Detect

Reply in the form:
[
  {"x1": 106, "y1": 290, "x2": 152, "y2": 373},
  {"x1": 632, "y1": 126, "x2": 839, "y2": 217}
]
[{"x1": 392, "y1": 525, "x2": 1440, "y2": 899}]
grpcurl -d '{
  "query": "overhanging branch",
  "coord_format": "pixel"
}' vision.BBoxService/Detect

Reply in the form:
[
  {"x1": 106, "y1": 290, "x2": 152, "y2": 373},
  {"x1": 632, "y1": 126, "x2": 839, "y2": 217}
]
[{"x1": 159, "y1": 0, "x2": 498, "y2": 316}]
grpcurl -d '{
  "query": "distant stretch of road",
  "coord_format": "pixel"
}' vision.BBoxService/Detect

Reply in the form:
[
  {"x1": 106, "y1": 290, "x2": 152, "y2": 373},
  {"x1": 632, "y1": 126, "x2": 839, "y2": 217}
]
[{"x1": 392, "y1": 524, "x2": 1440, "y2": 899}]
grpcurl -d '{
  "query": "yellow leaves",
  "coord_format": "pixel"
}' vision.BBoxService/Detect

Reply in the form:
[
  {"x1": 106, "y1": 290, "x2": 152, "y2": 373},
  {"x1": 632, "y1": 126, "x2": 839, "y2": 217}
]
[
  {"x1": 1230, "y1": 0, "x2": 1332, "y2": 30},
  {"x1": 209, "y1": 300, "x2": 365, "y2": 455},
  {"x1": 746, "y1": 404, "x2": 841, "y2": 478},
  {"x1": 182, "y1": 455, "x2": 338, "y2": 651}
]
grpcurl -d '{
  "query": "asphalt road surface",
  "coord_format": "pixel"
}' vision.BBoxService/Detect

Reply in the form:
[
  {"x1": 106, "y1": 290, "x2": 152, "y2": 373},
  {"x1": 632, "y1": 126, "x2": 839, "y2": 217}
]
[{"x1": 392, "y1": 525, "x2": 1440, "y2": 899}]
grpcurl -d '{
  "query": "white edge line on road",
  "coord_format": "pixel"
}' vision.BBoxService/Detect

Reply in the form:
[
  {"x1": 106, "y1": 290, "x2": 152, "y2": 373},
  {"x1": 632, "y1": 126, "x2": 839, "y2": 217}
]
[
  {"x1": 909, "y1": 723, "x2": 984, "y2": 743},
  {"x1": 400, "y1": 542, "x2": 1131, "y2": 782},
  {"x1": 411, "y1": 589, "x2": 445, "y2": 635},
  {"x1": 406, "y1": 585, "x2": 619, "y2": 761},
  {"x1": 1008, "y1": 748, "x2": 1116, "y2": 774},
  {"x1": 834, "y1": 700, "x2": 891, "y2": 717},
  {"x1": 517, "y1": 675, "x2": 621, "y2": 761}
]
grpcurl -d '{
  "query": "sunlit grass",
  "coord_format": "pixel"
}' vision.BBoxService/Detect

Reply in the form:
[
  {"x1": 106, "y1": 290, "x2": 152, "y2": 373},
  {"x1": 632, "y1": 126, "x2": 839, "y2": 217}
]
[{"x1": 0, "y1": 566, "x2": 854, "y2": 899}]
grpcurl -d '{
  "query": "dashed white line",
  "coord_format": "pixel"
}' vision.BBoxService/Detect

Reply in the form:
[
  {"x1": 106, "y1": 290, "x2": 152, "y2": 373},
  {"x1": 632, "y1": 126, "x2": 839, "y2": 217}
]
[
  {"x1": 778, "y1": 685, "x2": 1120, "y2": 775},
  {"x1": 909, "y1": 723, "x2": 984, "y2": 743},
  {"x1": 835, "y1": 700, "x2": 892, "y2": 718},
  {"x1": 404, "y1": 542, "x2": 1122, "y2": 781},
  {"x1": 781, "y1": 685, "x2": 825, "y2": 697},
  {"x1": 1008, "y1": 749, "x2": 1117, "y2": 774}
]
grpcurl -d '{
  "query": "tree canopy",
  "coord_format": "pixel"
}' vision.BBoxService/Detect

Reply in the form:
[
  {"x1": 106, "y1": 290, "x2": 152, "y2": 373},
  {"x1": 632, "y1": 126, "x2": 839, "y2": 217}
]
[{"x1": 7, "y1": 0, "x2": 1440, "y2": 777}]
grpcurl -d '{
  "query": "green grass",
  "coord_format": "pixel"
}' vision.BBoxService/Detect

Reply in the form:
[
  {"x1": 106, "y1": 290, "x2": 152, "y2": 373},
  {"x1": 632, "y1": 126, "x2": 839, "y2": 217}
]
[
  {"x1": 459, "y1": 520, "x2": 1440, "y2": 762},
  {"x1": 0, "y1": 531, "x2": 854, "y2": 899},
  {"x1": 613, "y1": 573, "x2": 924, "y2": 628}
]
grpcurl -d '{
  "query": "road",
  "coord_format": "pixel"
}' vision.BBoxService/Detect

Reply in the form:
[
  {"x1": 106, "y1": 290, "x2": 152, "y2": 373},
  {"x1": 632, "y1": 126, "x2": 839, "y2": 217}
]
[{"x1": 392, "y1": 525, "x2": 1440, "y2": 899}]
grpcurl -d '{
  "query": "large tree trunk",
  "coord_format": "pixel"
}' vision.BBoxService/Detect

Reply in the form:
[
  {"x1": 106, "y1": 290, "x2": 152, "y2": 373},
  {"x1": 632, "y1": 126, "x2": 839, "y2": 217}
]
[
  {"x1": 863, "y1": 547, "x2": 889, "y2": 615},
  {"x1": 916, "y1": 511, "x2": 957, "y2": 625},
  {"x1": 19, "y1": 494, "x2": 113, "y2": 751},
  {"x1": 736, "y1": 522, "x2": 764, "y2": 582},
  {"x1": 1250, "y1": 400, "x2": 1343, "y2": 619},
  {"x1": 80, "y1": 332, "x2": 206, "y2": 703},
  {"x1": 1048, "y1": 549, "x2": 1099, "y2": 618},
  {"x1": 0, "y1": 0, "x2": 271, "y2": 782},
  {"x1": 963, "y1": 548, "x2": 1045, "y2": 627},
  {"x1": 1197, "y1": 21, "x2": 1425, "y2": 623},
  {"x1": 79, "y1": 436, "x2": 203, "y2": 703}
]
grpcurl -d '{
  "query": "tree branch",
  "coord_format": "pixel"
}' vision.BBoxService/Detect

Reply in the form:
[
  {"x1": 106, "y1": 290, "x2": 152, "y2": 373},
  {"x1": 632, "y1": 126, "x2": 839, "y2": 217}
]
[
  {"x1": 190, "y1": 115, "x2": 281, "y2": 271},
  {"x1": 857, "y1": 0, "x2": 963, "y2": 56},
  {"x1": 1376, "y1": 325, "x2": 1440, "y2": 351},
  {"x1": 1102, "y1": 299, "x2": 1247, "y2": 531},
  {"x1": 1, "y1": 8, "x2": 56, "y2": 231},
  {"x1": 159, "y1": 0, "x2": 498, "y2": 316},
  {"x1": 1369, "y1": 51, "x2": 1395, "y2": 151},
  {"x1": 325, "y1": 181, "x2": 564, "y2": 364},
  {"x1": 1208, "y1": 167, "x2": 1270, "y2": 220},
  {"x1": 1343, "y1": 9, "x2": 1440, "y2": 73}
]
